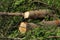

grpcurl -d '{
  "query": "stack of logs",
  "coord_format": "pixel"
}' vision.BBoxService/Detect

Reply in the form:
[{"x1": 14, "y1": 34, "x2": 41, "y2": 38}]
[{"x1": 0, "y1": 9, "x2": 60, "y2": 34}]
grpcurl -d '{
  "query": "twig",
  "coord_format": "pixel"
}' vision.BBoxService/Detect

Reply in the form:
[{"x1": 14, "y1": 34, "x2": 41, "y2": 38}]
[
  {"x1": 47, "y1": 36, "x2": 60, "y2": 38},
  {"x1": 0, "y1": 37, "x2": 22, "y2": 40}
]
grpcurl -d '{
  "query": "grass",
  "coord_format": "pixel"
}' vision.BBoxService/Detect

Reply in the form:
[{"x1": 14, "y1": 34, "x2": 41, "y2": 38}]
[{"x1": 0, "y1": 0, "x2": 60, "y2": 40}]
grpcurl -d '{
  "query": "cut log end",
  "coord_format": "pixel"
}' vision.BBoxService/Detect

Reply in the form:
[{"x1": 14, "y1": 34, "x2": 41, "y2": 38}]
[
  {"x1": 24, "y1": 12, "x2": 29, "y2": 19},
  {"x1": 19, "y1": 22, "x2": 27, "y2": 34}
]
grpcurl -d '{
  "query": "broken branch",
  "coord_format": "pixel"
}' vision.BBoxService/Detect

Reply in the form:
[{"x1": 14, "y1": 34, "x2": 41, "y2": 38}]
[{"x1": 0, "y1": 12, "x2": 23, "y2": 16}]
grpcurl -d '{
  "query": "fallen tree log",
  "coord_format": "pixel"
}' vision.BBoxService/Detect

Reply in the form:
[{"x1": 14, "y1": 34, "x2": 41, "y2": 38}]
[
  {"x1": 19, "y1": 20, "x2": 60, "y2": 33},
  {"x1": 24, "y1": 9, "x2": 55, "y2": 19}
]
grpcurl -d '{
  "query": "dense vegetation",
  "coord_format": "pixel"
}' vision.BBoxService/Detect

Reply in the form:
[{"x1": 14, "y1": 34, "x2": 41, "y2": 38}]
[{"x1": 0, "y1": 0, "x2": 60, "y2": 40}]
